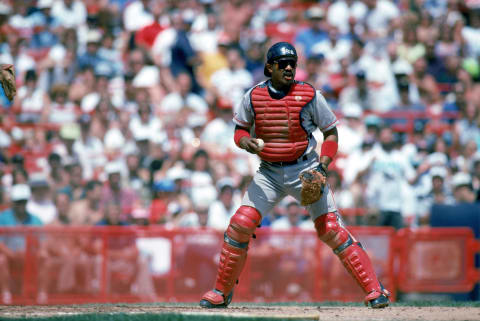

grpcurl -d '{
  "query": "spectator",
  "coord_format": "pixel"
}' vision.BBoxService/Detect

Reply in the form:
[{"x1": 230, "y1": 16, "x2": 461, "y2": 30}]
[
  {"x1": 209, "y1": 45, "x2": 253, "y2": 107},
  {"x1": 96, "y1": 203, "x2": 157, "y2": 299},
  {"x1": 68, "y1": 65, "x2": 95, "y2": 104},
  {"x1": 201, "y1": 101, "x2": 236, "y2": 153},
  {"x1": 29, "y1": 0, "x2": 60, "y2": 50},
  {"x1": 363, "y1": 0, "x2": 400, "y2": 39},
  {"x1": 311, "y1": 26, "x2": 351, "y2": 75},
  {"x1": 62, "y1": 162, "x2": 85, "y2": 201},
  {"x1": 14, "y1": 69, "x2": 50, "y2": 123},
  {"x1": 365, "y1": 126, "x2": 417, "y2": 229},
  {"x1": 73, "y1": 114, "x2": 107, "y2": 180},
  {"x1": 327, "y1": 0, "x2": 367, "y2": 35},
  {"x1": 303, "y1": 53, "x2": 327, "y2": 90},
  {"x1": 453, "y1": 101, "x2": 480, "y2": 150},
  {"x1": 169, "y1": 10, "x2": 202, "y2": 94},
  {"x1": 38, "y1": 190, "x2": 98, "y2": 302},
  {"x1": 207, "y1": 178, "x2": 240, "y2": 231},
  {"x1": 51, "y1": 0, "x2": 87, "y2": 30},
  {"x1": 77, "y1": 30, "x2": 104, "y2": 71},
  {"x1": 90, "y1": 97, "x2": 117, "y2": 141},
  {"x1": 337, "y1": 102, "x2": 365, "y2": 154},
  {"x1": 122, "y1": 0, "x2": 153, "y2": 33},
  {"x1": 0, "y1": 184, "x2": 43, "y2": 304},
  {"x1": 339, "y1": 70, "x2": 373, "y2": 111},
  {"x1": 26, "y1": 173, "x2": 57, "y2": 224},
  {"x1": 67, "y1": 180, "x2": 103, "y2": 225},
  {"x1": 271, "y1": 200, "x2": 313, "y2": 230},
  {"x1": 134, "y1": 0, "x2": 168, "y2": 50},
  {"x1": 451, "y1": 172, "x2": 476, "y2": 204},
  {"x1": 159, "y1": 71, "x2": 208, "y2": 116},
  {"x1": 80, "y1": 63, "x2": 114, "y2": 113},
  {"x1": 101, "y1": 162, "x2": 138, "y2": 221},
  {"x1": 52, "y1": 191, "x2": 71, "y2": 224},
  {"x1": 294, "y1": 6, "x2": 328, "y2": 58},
  {"x1": 47, "y1": 83, "x2": 78, "y2": 124},
  {"x1": 417, "y1": 166, "x2": 454, "y2": 226}
]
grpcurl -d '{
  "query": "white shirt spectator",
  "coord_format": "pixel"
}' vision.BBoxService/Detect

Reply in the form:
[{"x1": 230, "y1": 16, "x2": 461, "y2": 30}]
[
  {"x1": 207, "y1": 199, "x2": 240, "y2": 231},
  {"x1": 462, "y1": 25, "x2": 480, "y2": 58},
  {"x1": 365, "y1": 0, "x2": 400, "y2": 37},
  {"x1": 327, "y1": 1, "x2": 368, "y2": 34},
  {"x1": 123, "y1": 0, "x2": 153, "y2": 32},
  {"x1": 160, "y1": 92, "x2": 208, "y2": 115},
  {"x1": 311, "y1": 38, "x2": 351, "y2": 72},
  {"x1": 201, "y1": 116, "x2": 236, "y2": 151},
  {"x1": 129, "y1": 115, "x2": 163, "y2": 142},
  {"x1": 48, "y1": 101, "x2": 77, "y2": 124},
  {"x1": 73, "y1": 136, "x2": 107, "y2": 180},
  {"x1": 366, "y1": 145, "x2": 416, "y2": 214},
  {"x1": 51, "y1": 0, "x2": 87, "y2": 28},
  {"x1": 271, "y1": 216, "x2": 314, "y2": 230},
  {"x1": 27, "y1": 199, "x2": 57, "y2": 224},
  {"x1": 210, "y1": 68, "x2": 253, "y2": 107},
  {"x1": 151, "y1": 28, "x2": 177, "y2": 67},
  {"x1": 16, "y1": 86, "x2": 47, "y2": 114}
]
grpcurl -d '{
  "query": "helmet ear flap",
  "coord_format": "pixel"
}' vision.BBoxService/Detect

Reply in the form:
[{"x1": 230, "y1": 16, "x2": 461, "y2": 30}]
[{"x1": 263, "y1": 62, "x2": 273, "y2": 77}]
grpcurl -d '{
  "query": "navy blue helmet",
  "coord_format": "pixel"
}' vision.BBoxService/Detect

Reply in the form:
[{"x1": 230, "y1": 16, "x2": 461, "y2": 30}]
[{"x1": 264, "y1": 42, "x2": 298, "y2": 77}]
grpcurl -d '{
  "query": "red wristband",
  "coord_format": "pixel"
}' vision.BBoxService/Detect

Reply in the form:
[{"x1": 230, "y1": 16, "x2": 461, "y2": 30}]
[
  {"x1": 320, "y1": 140, "x2": 338, "y2": 160},
  {"x1": 234, "y1": 128, "x2": 251, "y2": 147}
]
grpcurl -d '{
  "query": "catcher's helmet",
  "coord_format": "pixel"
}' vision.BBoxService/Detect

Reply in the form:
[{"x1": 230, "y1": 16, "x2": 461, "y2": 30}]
[{"x1": 264, "y1": 42, "x2": 298, "y2": 77}]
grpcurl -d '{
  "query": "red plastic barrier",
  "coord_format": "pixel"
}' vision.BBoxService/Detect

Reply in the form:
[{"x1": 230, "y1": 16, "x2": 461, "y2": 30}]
[
  {"x1": 395, "y1": 227, "x2": 480, "y2": 293},
  {"x1": 0, "y1": 226, "x2": 478, "y2": 305}
]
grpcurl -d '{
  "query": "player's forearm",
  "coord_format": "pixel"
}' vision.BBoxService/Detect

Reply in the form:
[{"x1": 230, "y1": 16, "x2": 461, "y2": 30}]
[
  {"x1": 234, "y1": 126, "x2": 251, "y2": 148},
  {"x1": 319, "y1": 127, "x2": 338, "y2": 168}
]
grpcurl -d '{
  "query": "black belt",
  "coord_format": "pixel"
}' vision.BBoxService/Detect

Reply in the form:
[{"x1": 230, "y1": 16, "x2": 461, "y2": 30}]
[{"x1": 266, "y1": 154, "x2": 312, "y2": 166}]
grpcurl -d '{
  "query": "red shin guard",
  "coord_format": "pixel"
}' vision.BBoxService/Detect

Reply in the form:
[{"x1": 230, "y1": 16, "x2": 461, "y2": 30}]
[
  {"x1": 314, "y1": 213, "x2": 384, "y2": 297},
  {"x1": 213, "y1": 206, "x2": 262, "y2": 296}
]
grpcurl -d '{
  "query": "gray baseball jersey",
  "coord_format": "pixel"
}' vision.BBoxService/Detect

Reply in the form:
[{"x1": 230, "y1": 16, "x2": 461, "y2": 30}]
[{"x1": 233, "y1": 80, "x2": 339, "y2": 222}]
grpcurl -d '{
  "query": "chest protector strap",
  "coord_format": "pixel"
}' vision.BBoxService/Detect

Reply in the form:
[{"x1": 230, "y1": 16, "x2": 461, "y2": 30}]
[{"x1": 250, "y1": 82, "x2": 315, "y2": 162}]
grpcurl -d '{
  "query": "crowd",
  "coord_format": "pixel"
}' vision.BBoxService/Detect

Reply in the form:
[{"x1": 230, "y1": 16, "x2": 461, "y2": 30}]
[{"x1": 0, "y1": 0, "x2": 480, "y2": 236}]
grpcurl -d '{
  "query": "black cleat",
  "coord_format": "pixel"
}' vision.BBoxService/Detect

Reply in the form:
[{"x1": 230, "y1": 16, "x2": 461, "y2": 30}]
[
  {"x1": 199, "y1": 290, "x2": 233, "y2": 309},
  {"x1": 369, "y1": 293, "x2": 389, "y2": 309}
]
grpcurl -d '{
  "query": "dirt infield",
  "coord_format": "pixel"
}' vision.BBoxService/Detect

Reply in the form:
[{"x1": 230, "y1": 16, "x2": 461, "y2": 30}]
[{"x1": 1, "y1": 304, "x2": 480, "y2": 320}]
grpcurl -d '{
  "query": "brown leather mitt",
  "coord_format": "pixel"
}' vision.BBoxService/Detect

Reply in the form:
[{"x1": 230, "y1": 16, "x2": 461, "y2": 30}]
[
  {"x1": 0, "y1": 64, "x2": 16, "y2": 101},
  {"x1": 299, "y1": 168, "x2": 326, "y2": 206}
]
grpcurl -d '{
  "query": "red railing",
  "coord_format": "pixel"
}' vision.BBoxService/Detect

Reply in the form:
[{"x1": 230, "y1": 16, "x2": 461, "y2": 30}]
[{"x1": 0, "y1": 226, "x2": 478, "y2": 305}]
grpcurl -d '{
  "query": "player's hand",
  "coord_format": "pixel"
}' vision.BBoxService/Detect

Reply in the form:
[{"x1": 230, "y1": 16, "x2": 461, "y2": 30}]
[{"x1": 239, "y1": 137, "x2": 262, "y2": 154}]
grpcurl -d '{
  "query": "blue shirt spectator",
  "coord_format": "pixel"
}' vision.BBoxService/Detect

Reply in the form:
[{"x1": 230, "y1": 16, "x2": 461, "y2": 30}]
[{"x1": 294, "y1": 6, "x2": 328, "y2": 57}]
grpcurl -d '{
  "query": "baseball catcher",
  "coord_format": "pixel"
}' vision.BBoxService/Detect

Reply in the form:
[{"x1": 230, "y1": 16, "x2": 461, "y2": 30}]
[
  {"x1": 0, "y1": 64, "x2": 16, "y2": 101},
  {"x1": 200, "y1": 42, "x2": 390, "y2": 309}
]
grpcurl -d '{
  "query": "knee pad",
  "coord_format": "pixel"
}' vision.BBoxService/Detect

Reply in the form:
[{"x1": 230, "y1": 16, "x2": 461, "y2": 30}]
[
  {"x1": 314, "y1": 212, "x2": 352, "y2": 251},
  {"x1": 226, "y1": 206, "x2": 262, "y2": 244}
]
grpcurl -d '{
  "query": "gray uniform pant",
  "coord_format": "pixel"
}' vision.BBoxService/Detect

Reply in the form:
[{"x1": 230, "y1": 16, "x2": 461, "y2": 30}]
[{"x1": 242, "y1": 152, "x2": 338, "y2": 222}]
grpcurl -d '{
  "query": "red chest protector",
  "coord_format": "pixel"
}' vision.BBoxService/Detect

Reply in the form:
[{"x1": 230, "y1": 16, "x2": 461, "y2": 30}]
[{"x1": 250, "y1": 82, "x2": 315, "y2": 162}]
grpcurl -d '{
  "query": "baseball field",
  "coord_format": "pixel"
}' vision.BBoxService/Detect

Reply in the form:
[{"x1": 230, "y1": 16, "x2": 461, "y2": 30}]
[{"x1": 1, "y1": 302, "x2": 480, "y2": 321}]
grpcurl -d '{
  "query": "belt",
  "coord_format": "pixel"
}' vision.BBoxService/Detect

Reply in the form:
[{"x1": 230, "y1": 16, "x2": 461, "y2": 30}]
[{"x1": 266, "y1": 153, "x2": 314, "y2": 167}]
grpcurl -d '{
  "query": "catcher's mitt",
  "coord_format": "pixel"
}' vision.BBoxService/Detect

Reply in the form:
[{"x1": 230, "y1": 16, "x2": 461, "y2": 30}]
[
  {"x1": 0, "y1": 64, "x2": 16, "y2": 101},
  {"x1": 299, "y1": 164, "x2": 327, "y2": 206}
]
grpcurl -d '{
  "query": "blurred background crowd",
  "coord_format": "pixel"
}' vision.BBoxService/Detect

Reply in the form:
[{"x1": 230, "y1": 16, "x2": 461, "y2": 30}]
[{"x1": 0, "y1": 0, "x2": 480, "y2": 233}]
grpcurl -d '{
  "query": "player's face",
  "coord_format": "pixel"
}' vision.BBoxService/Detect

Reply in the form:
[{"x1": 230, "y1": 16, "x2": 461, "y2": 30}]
[{"x1": 270, "y1": 58, "x2": 296, "y2": 89}]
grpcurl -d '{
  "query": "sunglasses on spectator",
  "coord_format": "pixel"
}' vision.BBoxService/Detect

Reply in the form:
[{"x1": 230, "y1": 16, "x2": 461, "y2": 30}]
[{"x1": 275, "y1": 59, "x2": 297, "y2": 69}]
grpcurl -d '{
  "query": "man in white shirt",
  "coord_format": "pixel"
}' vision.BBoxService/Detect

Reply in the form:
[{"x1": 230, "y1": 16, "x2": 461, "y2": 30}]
[
  {"x1": 51, "y1": 0, "x2": 87, "y2": 29},
  {"x1": 209, "y1": 46, "x2": 253, "y2": 107},
  {"x1": 365, "y1": 126, "x2": 416, "y2": 229},
  {"x1": 159, "y1": 72, "x2": 208, "y2": 115}
]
